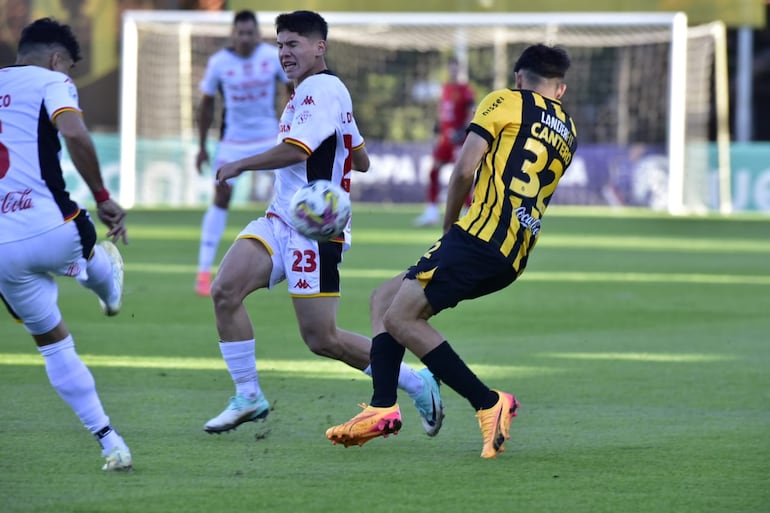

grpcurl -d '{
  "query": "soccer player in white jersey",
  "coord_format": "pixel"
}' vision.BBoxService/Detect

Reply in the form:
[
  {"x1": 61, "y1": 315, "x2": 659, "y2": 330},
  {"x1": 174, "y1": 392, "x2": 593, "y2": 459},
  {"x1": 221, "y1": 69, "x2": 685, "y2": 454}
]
[
  {"x1": 0, "y1": 18, "x2": 132, "y2": 471},
  {"x1": 195, "y1": 10, "x2": 291, "y2": 297},
  {"x1": 203, "y1": 10, "x2": 444, "y2": 437}
]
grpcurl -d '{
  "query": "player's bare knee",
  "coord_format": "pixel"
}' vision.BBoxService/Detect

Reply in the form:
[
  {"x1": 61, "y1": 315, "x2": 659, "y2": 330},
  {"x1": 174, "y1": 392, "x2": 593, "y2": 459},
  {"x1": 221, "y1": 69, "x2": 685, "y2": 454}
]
[
  {"x1": 210, "y1": 278, "x2": 240, "y2": 312},
  {"x1": 382, "y1": 310, "x2": 404, "y2": 340},
  {"x1": 299, "y1": 325, "x2": 340, "y2": 358},
  {"x1": 304, "y1": 333, "x2": 340, "y2": 358},
  {"x1": 305, "y1": 339, "x2": 333, "y2": 358}
]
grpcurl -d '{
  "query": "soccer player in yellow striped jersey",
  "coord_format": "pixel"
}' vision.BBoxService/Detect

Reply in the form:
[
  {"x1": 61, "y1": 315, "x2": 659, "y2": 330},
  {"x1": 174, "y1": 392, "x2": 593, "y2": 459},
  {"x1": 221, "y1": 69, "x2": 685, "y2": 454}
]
[
  {"x1": 327, "y1": 44, "x2": 576, "y2": 458},
  {"x1": 450, "y1": 48, "x2": 577, "y2": 272}
]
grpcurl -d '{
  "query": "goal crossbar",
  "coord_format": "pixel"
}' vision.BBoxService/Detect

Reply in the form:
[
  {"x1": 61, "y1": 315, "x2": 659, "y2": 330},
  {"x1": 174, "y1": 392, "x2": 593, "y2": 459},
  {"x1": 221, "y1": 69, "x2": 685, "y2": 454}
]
[{"x1": 120, "y1": 10, "x2": 729, "y2": 213}]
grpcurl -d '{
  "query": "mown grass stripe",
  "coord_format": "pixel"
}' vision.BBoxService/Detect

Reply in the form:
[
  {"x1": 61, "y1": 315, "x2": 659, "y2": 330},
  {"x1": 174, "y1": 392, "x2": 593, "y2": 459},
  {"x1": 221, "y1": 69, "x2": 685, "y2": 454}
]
[
  {"x1": 0, "y1": 353, "x2": 556, "y2": 378},
  {"x1": 120, "y1": 262, "x2": 770, "y2": 285}
]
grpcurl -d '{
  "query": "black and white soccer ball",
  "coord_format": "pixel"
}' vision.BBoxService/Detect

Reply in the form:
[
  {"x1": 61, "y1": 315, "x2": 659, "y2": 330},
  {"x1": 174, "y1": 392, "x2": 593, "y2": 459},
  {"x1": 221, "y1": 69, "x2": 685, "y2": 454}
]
[{"x1": 289, "y1": 179, "x2": 351, "y2": 241}]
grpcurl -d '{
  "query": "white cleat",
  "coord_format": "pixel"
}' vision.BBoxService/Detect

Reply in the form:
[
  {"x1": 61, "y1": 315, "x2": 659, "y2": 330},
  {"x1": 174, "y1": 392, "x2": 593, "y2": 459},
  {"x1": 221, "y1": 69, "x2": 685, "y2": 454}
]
[
  {"x1": 413, "y1": 368, "x2": 445, "y2": 437},
  {"x1": 102, "y1": 446, "x2": 133, "y2": 471},
  {"x1": 204, "y1": 394, "x2": 270, "y2": 434},
  {"x1": 97, "y1": 241, "x2": 124, "y2": 316}
]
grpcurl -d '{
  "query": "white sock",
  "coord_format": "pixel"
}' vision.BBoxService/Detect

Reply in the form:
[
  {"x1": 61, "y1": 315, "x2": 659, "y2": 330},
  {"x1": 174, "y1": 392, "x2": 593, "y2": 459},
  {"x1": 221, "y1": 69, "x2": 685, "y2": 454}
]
[
  {"x1": 363, "y1": 363, "x2": 424, "y2": 398},
  {"x1": 78, "y1": 244, "x2": 113, "y2": 303},
  {"x1": 94, "y1": 425, "x2": 129, "y2": 455},
  {"x1": 219, "y1": 340, "x2": 261, "y2": 399},
  {"x1": 198, "y1": 205, "x2": 228, "y2": 272},
  {"x1": 38, "y1": 336, "x2": 111, "y2": 434}
]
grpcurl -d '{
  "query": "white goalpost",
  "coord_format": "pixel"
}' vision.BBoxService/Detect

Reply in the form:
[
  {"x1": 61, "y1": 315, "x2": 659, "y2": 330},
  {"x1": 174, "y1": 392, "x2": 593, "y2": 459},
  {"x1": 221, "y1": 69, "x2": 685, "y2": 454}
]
[{"x1": 120, "y1": 10, "x2": 730, "y2": 214}]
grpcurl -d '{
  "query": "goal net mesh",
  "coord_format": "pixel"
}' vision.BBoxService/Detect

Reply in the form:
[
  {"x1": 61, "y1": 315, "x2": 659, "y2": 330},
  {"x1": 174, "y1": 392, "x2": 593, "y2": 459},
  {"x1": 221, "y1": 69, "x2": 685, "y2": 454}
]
[{"x1": 123, "y1": 12, "x2": 720, "y2": 211}]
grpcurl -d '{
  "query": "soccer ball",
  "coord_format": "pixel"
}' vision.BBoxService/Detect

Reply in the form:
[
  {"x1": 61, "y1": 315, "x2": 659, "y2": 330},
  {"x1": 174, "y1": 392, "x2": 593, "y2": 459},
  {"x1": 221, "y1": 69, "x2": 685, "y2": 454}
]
[{"x1": 289, "y1": 179, "x2": 351, "y2": 241}]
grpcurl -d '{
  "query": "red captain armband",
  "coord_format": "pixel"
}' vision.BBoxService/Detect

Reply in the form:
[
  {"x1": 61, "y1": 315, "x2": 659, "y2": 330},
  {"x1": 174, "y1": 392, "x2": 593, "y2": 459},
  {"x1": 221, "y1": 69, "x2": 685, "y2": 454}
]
[{"x1": 94, "y1": 189, "x2": 111, "y2": 203}]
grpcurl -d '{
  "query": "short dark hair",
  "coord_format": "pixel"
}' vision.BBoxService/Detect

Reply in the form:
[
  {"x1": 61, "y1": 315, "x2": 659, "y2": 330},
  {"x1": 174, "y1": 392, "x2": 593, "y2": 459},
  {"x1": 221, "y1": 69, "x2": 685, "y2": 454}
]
[
  {"x1": 514, "y1": 44, "x2": 570, "y2": 79},
  {"x1": 233, "y1": 10, "x2": 257, "y2": 26},
  {"x1": 275, "y1": 10, "x2": 328, "y2": 41},
  {"x1": 18, "y1": 17, "x2": 81, "y2": 62}
]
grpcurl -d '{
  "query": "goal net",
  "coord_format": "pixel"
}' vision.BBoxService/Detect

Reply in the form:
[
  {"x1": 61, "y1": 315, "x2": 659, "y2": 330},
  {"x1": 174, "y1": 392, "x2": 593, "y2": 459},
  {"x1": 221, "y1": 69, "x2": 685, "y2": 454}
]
[{"x1": 120, "y1": 11, "x2": 730, "y2": 213}]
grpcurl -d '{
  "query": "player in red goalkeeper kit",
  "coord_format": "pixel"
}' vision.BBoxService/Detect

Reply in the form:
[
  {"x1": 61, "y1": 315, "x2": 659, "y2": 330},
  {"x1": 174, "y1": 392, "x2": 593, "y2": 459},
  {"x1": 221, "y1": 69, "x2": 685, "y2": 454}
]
[{"x1": 414, "y1": 56, "x2": 476, "y2": 227}]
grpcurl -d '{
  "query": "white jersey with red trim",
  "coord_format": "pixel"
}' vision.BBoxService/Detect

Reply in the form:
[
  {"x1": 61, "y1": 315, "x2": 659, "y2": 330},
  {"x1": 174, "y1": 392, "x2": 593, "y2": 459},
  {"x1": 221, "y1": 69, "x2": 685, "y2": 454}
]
[
  {"x1": 267, "y1": 71, "x2": 364, "y2": 247},
  {"x1": 0, "y1": 65, "x2": 82, "y2": 244},
  {"x1": 199, "y1": 43, "x2": 289, "y2": 142}
]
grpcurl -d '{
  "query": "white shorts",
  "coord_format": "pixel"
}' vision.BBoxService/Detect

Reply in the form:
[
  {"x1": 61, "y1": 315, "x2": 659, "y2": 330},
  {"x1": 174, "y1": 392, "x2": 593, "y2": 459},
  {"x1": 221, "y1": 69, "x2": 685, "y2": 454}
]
[
  {"x1": 0, "y1": 216, "x2": 94, "y2": 334},
  {"x1": 237, "y1": 214, "x2": 344, "y2": 297}
]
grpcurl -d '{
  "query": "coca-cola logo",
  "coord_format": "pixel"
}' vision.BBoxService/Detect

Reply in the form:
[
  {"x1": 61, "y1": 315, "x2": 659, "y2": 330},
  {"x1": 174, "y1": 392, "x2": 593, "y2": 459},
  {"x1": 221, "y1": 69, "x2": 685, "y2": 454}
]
[{"x1": 1, "y1": 188, "x2": 33, "y2": 214}]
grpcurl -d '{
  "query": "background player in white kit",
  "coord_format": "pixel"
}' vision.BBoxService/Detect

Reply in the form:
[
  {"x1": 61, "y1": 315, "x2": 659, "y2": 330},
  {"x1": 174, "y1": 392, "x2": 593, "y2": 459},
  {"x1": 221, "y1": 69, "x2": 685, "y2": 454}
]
[
  {"x1": 203, "y1": 10, "x2": 443, "y2": 437},
  {"x1": 0, "y1": 18, "x2": 132, "y2": 471},
  {"x1": 195, "y1": 10, "x2": 291, "y2": 296}
]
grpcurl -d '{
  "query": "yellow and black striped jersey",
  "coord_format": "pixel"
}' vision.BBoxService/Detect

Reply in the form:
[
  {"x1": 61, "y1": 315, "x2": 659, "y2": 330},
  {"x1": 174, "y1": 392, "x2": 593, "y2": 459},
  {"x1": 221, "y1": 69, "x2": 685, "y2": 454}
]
[{"x1": 457, "y1": 88, "x2": 578, "y2": 273}]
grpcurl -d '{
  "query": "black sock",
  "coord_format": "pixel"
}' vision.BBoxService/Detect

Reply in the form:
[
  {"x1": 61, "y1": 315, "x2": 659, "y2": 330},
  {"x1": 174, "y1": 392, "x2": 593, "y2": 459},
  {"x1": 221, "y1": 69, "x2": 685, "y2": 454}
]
[
  {"x1": 421, "y1": 341, "x2": 498, "y2": 410},
  {"x1": 369, "y1": 332, "x2": 405, "y2": 407}
]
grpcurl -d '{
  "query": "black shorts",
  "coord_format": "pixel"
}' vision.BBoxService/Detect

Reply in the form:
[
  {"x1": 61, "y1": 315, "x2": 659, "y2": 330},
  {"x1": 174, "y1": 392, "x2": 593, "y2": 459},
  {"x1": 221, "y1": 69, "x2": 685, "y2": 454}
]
[{"x1": 405, "y1": 225, "x2": 518, "y2": 313}]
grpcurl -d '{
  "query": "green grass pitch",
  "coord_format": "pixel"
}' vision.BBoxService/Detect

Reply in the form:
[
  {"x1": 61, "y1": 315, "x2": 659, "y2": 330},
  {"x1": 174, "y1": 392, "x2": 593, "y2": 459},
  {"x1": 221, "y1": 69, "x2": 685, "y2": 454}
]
[{"x1": 1, "y1": 205, "x2": 768, "y2": 513}]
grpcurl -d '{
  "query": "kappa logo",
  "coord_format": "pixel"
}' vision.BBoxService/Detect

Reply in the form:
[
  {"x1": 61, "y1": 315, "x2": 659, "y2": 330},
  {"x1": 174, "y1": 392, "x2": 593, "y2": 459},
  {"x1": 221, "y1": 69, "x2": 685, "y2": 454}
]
[
  {"x1": 300, "y1": 96, "x2": 315, "y2": 106},
  {"x1": 294, "y1": 279, "x2": 311, "y2": 289}
]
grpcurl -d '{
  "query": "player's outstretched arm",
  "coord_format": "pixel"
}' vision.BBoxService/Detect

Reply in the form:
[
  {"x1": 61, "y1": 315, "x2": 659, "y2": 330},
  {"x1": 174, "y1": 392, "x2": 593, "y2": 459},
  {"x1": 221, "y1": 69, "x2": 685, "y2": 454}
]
[
  {"x1": 216, "y1": 141, "x2": 309, "y2": 184},
  {"x1": 57, "y1": 110, "x2": 128, "y2": 244}
]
